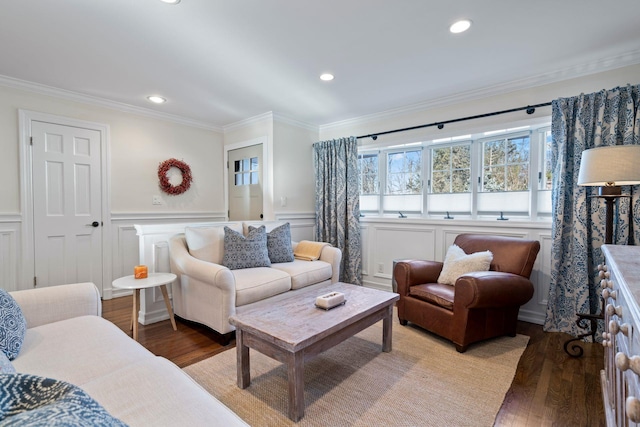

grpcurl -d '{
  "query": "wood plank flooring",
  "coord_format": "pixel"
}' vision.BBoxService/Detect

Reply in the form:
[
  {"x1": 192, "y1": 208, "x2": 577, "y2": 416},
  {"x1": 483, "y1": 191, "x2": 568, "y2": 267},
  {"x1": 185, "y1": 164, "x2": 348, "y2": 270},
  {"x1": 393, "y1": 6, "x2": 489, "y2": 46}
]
[{"x1": 102, "y1": 296, "x2": 604, "y2": 427}]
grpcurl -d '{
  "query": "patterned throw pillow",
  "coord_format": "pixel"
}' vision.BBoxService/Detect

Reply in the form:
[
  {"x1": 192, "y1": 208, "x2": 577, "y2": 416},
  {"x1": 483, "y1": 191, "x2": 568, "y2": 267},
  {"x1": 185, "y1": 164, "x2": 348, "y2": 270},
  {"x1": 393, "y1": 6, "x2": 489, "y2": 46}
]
[
  {"x1": 0, "y1": 374, "x2": 127, "y2": 426},
  {"x1": 0, "y1": 350, "x2": 16, "y2": 374},
  {"x1": 437, "y1": 244, "x2": 493, "y2": 286},
  {"x1": 222, "y1": 226, "x2": 271, "y2": 270},
  {"x1": 249, "y1": 223, "x2": 294, "y2": 263},
  {"x1": 0, "y1": 289, "x2": 27, "y2": 360}
]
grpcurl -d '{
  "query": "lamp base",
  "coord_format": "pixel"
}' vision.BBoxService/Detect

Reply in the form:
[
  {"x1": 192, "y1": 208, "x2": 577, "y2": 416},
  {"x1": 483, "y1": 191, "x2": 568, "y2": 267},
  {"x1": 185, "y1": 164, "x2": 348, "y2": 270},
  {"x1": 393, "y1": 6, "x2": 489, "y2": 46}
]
[{"x1": 599, "y1": 185, "x2": 621, "y2": 196}]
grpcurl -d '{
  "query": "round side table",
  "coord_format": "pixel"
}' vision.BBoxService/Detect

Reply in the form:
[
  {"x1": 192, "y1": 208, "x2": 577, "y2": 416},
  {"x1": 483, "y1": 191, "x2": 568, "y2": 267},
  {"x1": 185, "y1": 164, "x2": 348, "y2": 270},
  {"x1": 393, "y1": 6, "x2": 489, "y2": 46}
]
[{"x1": 112, "y1": 272, "x2": 177, "y2": 341}]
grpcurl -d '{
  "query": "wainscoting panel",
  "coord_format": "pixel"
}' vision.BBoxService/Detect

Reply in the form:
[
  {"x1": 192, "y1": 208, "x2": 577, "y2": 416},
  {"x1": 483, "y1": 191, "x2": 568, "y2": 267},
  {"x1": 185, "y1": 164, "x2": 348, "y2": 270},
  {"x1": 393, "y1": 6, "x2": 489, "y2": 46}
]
[
  {"x1": 0, "y1": 225, "x2": 19, "y2": 292},
  {"x1": 360, "y1": 218, "x2": 552, "y2": 324}
]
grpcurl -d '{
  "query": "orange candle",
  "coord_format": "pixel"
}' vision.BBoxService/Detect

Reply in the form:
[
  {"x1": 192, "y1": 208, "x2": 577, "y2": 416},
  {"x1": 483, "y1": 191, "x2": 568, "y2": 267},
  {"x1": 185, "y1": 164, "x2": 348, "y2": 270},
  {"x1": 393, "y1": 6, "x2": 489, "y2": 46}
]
[{"x1": 134, "y1": 265, "x2": 148, "y2": 279}]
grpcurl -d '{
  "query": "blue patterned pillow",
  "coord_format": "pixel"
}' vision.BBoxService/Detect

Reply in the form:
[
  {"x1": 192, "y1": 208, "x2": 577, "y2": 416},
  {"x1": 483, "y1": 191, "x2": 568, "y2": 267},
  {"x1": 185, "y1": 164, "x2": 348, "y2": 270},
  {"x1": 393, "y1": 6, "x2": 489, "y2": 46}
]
[
  {"x1": 249, "y1": 223, "x2": 294, "y2": 263},
  {"x1": 0, "y1": 289, "x2": 27, "y2": 360},
  {"x1": 0, "y1": 351, "x2": 16, "y2": 374},
  {"x1": 222, "y1": 226, "x2": 271, "y2": 270},
  {"x1": 0, "y1": 374, "x2": 127, "y2": 426}
]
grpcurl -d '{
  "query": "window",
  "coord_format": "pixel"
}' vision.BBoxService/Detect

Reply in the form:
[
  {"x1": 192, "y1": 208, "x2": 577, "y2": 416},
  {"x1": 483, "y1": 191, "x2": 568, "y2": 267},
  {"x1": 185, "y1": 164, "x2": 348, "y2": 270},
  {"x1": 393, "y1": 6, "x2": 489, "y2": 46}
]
[
  {"x1": 430, "y1": 144, "x2": 471, "y2": 193},
  {"x1": 481, "y1": 136, "x2": 530, "y2": 192},
  {"x1": 358, "y1": 152, "x2": 380, "y2": 212},
  {"x1": 428, "y1": 143, "x2": 472, "y2": 215},
  {"x1": 356, "y1": 121, "x2": 551, "y2": 220},
  {"x1": 234, "y1": 157, "x2": 258, "y2": 186},
  {"x1": 358, "y1": 153, "x2": 379, "y2": 194},
  {"x1": 386, "y1": 149, "x2": 422, "y2": 195},
  {"x1": 384, "y1": 149, "x2": 423, "y2": 213}
]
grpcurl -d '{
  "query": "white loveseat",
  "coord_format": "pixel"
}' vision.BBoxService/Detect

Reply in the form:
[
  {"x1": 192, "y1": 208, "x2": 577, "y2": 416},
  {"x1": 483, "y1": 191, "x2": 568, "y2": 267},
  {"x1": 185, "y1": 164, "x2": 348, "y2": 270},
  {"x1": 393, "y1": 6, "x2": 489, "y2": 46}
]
[
  {"x1": 169, "y1": 221, "x2": 342, "y2": 335},
  {"x1": 8, "y1": 282, "x2": 248, "y2": 426}
]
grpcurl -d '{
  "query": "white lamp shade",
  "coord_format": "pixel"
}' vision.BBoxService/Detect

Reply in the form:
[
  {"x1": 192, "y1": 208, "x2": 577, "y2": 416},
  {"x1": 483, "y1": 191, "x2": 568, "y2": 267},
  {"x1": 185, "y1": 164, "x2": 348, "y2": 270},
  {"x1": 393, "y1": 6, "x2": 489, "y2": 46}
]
[{"x1": 577, "y1": 145, "x2": 640, "y2": 186}]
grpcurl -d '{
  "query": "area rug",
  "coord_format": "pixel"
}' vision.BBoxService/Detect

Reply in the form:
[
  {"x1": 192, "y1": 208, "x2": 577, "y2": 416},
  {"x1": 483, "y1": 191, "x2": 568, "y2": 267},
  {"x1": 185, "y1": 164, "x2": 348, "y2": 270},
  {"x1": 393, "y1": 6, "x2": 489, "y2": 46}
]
[{"x1": 184, "y1": 314, "x2": 529, "y2": 427}]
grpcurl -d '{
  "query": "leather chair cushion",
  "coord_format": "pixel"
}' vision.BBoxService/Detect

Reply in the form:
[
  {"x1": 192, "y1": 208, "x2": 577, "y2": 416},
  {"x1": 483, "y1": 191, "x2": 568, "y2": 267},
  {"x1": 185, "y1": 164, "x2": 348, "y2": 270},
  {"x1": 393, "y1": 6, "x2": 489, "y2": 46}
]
[{"x1": 409, "y1": 283, "x2": 454, "y2": 310}]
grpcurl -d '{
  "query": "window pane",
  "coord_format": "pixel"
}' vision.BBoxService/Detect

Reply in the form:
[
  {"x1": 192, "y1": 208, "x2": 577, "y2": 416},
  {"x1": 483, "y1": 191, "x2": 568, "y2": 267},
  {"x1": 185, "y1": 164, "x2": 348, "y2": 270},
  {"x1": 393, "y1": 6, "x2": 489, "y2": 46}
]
[
  {"x1": 235, "y1": 174, "x2": 242, "y2": 186},
  {"x1": 250, "y1": 172, "x2": 258, "y2": 184},
  {"x1": 483, "y1": 165, "x2": 505, "y2": 192},
  {"x1": 432, "y1": 171, "x2": 450, "y2": 193},
  {"x1": 386, "y1": 150, "x2": 422, "y2": 195},
  {"x1": 484, "y1": 140, "x2": 505, "y2": 166},
  {"x1": 432, "y1": 148, "x2": 450, "y2": 170},
  {"x1": 242, "y1": 159, "x2": 249, "y2": 171},
  {"x1": 507, "y1": 164, "x2": 529, "y2": 191},
  {"x1": 250, "y1": 157, "x2": 258, "y2": 170},
  {"x1": 451, "y1": 145, "x2": 470, "y2": 169},
  {"x1": 234, "y1": 160, "x2": 241, "y2": 173},
  {"x1": 507, "y1": 137, "x2": 530, "y2": 163},
  {"x1": 452, "y1": 169, "x2": 471, "y2": 192},
  {"x1": 359, "y1": 153, "x2": 379, "y2": 195},
  {"x1": 243, "y1": 172, "x2": 249, "y2": 184}
]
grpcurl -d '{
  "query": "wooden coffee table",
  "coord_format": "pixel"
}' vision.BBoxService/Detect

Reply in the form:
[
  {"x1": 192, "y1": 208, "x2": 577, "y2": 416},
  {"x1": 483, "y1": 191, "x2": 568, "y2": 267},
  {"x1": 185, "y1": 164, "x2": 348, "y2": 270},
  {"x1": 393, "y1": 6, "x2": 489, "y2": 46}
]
[{"x1": 228, "y1": 282, "x2": 399, "y2": 421}]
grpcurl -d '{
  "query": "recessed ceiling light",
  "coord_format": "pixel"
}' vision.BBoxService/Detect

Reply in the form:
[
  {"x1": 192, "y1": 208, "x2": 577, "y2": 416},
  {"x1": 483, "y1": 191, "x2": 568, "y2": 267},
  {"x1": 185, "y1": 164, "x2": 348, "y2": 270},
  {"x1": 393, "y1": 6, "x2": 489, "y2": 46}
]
[
  {"x1": 450, "y1": 19, "x2": 472, "y2": 34},
  {"x1": 160, "y1": 0, "x2": 181, "y2": 4},
  {"x1": 320, "y1": 73, "x2": 334, "y2": 81},
  {"x1": 147, "y1": 95, "x2": 166, "y2": 104}
]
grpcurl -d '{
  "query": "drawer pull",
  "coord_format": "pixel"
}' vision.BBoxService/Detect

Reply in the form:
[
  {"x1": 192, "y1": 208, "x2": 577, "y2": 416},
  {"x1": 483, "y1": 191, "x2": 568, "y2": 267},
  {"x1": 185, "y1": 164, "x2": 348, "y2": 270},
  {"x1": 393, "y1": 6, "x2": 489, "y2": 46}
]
[
  {"x1": 602, "y1": 289, "x2": 617, "y2": 300},
  {"x1": 616, "y1": 352, "x2": 640, "y2": 376},
  {"x1": 606, "y1": 304, "x2": 623, "y2": 318},
  {"x1": 627, "y1": 396, "x2": 640, "y2": 422},
  {"x1": 610, "y1": 320, "x2": 631, "y2": 336}
]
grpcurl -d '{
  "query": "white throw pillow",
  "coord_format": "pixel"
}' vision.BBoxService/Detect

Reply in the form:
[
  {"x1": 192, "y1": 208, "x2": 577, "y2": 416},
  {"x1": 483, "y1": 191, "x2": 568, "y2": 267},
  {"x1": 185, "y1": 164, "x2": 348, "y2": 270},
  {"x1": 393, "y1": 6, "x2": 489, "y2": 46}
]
[{"x1": 437, "y1": 244, "x2": 493, "y2": 286}]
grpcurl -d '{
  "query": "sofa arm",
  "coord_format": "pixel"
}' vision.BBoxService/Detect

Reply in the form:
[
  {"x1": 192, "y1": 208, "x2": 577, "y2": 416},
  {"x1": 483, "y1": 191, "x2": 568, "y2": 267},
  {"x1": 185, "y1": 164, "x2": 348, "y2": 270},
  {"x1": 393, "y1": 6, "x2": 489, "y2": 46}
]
[
  {"x1": 169, "y1": 235, "x2": 235, "y2": 293},
  {"x1": 319, "y1": 245, "x2": 342, "y2": 283},
  {"x1": 394, "y1": 260, "x2": 444, "y2": 295},
  {"x1": 10, "y1": 282, "x2": 101, "y2": 329},
  {"x1": 454, "y1": 271, "x2": 534, "y2": 309}
]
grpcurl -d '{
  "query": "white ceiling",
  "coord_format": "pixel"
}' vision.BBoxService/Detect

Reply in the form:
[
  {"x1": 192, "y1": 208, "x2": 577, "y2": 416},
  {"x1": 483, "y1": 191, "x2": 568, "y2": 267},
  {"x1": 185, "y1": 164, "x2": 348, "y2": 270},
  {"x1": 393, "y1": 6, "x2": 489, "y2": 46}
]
[{"x1": 1, "y1": 0, "x2": 639, "y2": 129}]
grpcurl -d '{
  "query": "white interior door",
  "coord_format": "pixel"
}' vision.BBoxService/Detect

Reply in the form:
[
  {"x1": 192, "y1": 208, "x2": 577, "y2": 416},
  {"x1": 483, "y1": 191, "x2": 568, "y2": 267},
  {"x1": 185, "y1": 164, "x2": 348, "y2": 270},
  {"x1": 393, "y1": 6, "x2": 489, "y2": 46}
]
[
  {"x1": 228, "y1": 144, "x2": 263, "y2": 221},
  {"x1": 31, "y1": 120, "x2": 103, "y2": 289}
]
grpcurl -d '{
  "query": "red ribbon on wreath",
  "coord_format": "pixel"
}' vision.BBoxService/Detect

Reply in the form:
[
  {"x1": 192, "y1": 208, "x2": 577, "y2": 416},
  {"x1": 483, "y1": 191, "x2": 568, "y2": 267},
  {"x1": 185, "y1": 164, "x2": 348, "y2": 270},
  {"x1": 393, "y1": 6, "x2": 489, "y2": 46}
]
[{"x1": 158, "y1": 158, "x2": 193, "y2": 195}]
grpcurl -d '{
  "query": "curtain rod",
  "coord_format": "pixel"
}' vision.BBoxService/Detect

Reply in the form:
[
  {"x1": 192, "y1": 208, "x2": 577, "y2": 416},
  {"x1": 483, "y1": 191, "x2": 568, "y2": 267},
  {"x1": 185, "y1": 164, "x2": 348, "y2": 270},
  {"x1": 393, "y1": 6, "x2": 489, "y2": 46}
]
[{"x1": 356, "y1": 102, "x2": 553, "y2": 140}]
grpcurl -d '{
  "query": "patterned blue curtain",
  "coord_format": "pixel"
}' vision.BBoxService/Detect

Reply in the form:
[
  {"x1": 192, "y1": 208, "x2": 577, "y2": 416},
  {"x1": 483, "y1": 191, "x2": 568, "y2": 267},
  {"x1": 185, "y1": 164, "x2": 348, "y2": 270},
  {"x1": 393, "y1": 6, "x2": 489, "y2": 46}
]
[
  {"x1": 313, "y1": 136, "x2": 362, "y2": 286},
  {"x1": 544, "y1": 85, "x2": 640, "y2": 338}
]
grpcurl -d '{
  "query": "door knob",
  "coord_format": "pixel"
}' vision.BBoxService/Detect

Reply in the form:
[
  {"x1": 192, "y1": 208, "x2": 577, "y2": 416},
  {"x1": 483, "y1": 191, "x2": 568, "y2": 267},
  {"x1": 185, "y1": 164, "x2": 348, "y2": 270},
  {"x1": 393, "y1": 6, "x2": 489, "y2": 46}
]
[{"x1": 87, "y1": 221, "x2": 100, "y2": 227}]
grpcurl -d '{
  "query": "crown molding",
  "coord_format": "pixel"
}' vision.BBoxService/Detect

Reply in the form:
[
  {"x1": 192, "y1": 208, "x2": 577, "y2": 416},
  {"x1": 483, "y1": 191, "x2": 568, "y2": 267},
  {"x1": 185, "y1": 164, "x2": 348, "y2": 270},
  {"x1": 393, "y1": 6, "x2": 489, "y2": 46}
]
[
  {"x1": 223, "y1": 111, "x2": 274, "y2": 133},
  {"x1": 223, "y1": 111, "x2": 319, "y2": 134},
  {"x1": 0, "y1": 74, "x2": 223, "y2": 132},
  {"x1": 319, "y1": 49, "x2": 640, "y2": 132},
  {"x1": 272, "y1": 113, "x2": 319, "y2": 133}
]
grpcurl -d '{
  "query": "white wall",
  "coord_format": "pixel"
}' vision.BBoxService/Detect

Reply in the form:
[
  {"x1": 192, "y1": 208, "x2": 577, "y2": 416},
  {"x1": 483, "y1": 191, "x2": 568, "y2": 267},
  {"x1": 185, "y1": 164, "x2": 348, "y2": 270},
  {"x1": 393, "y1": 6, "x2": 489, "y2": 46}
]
[{"x1": 0, "y1": 84, "x2": 225, "y2": 291}]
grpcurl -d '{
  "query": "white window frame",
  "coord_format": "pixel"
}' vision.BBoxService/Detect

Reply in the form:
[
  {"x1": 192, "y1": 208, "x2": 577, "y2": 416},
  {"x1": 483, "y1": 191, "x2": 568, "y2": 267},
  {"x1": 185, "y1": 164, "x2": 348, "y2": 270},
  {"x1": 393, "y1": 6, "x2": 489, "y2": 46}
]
[{"x1": 356, "y1": 120, "x2": 551, "y2": 220}]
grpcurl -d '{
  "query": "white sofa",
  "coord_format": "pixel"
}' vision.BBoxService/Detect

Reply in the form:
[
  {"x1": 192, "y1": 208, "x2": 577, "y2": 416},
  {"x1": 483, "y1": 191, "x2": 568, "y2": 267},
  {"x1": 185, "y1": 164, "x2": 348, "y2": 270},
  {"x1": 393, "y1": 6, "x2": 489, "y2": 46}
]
[
  {"x1": 8, "y1": 282, "x2": 248, "y2": 426},
  {"x1": 169, "y1": 221, "x2": 342, "y2": 335}
]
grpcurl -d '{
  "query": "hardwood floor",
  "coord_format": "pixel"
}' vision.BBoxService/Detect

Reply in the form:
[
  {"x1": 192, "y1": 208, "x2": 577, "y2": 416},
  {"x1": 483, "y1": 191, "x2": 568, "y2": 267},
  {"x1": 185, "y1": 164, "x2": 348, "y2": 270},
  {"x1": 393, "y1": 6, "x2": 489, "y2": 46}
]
[{"x1": 102, "y1": 296, "x2": 605, "y2": 427}]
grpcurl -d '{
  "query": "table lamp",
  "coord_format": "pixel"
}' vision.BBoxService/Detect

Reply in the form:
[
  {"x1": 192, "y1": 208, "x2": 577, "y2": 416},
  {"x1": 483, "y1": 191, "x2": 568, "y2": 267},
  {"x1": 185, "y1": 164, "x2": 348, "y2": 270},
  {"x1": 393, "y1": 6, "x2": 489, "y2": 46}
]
[{"x1": 577, "y1": 145, "x2": 640, "y2": 244}]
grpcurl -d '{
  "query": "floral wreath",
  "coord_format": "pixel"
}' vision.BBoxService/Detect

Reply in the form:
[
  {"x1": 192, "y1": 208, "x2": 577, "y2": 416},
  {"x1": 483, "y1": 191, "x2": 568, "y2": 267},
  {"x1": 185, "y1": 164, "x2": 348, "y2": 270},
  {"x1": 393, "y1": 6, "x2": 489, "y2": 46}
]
[{"x1": 158, "y1": 158, "x2": 192, "y2": 195}]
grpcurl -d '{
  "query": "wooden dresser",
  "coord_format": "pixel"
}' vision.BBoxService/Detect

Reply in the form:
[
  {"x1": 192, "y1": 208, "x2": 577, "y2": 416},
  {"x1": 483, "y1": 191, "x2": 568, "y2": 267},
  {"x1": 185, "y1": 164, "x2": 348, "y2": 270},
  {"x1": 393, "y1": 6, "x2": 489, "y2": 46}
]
[{"x1": 601, "y1": 244, "x2": 640, "y2": 426}]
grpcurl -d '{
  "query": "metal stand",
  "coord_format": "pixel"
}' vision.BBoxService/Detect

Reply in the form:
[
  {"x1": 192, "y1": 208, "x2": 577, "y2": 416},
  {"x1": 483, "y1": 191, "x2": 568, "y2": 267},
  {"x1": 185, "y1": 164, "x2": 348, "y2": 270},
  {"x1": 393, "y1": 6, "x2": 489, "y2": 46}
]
[{"x1": 563, "y1": 194, "x2": 627, "y2": 357}]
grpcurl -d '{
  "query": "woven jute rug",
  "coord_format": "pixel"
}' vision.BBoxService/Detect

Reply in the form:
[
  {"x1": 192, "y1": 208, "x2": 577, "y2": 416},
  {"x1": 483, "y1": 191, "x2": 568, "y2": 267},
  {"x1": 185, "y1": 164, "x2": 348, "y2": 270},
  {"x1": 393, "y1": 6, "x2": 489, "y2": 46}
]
[{"x1": 184, "y1": 313, "x2": 529, "y2": 427}]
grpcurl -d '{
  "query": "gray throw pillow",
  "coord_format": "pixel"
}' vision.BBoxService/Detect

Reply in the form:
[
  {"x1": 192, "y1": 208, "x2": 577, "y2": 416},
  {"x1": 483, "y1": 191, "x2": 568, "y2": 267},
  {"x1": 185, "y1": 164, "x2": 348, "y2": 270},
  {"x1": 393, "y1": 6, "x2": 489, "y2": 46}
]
[
  {"x1": 222, "y1": 225, "x2": 271, "y2": 270},
  {"x1": 0, "y1": 289, "x2": 27, "y2": 360},
  {"x1": 0, "y1": 350, "x2": 16, "y2": 374},
  {"x1": 249, "y1": 223, "x2": 294, "y2": 263}
]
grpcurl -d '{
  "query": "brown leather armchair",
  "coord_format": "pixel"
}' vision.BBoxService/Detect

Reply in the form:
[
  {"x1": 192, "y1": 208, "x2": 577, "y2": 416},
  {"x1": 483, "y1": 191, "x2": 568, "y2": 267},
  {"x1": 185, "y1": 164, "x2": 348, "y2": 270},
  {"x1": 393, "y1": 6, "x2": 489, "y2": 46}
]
[{"x1": 394, "y1": 234, "x2": 540, "y2": 352}]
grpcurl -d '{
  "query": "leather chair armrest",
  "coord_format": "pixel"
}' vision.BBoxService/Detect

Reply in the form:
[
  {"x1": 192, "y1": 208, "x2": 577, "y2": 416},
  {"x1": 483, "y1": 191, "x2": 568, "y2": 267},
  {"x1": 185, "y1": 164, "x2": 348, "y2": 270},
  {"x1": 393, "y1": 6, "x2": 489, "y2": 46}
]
[
  {"x1": 394, "y1": 260, "x2": 444, "y2": 295},
  {"x1": 454, "y1": 271, "x2": 534, "y2": 309}
]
